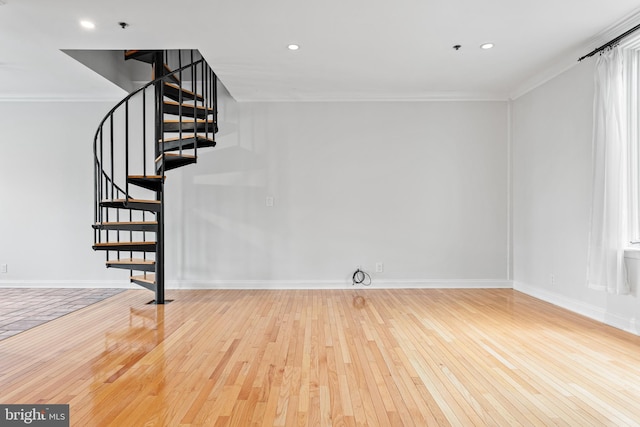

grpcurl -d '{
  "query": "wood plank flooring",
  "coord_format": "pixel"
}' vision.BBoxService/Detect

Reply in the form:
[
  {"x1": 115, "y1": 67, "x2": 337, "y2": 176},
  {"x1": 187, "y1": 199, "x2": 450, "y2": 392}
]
[{"x1": 1, "y1": 288, "x2": 640, "y2": 426}]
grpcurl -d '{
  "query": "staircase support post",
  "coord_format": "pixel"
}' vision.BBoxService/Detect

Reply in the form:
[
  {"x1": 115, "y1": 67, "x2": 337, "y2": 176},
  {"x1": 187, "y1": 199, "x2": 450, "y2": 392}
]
[
  {"x1": 155, "y1": 187, "x2": 165, "y2": 304},
  {"x1": 153, "y1": 50, "x2": 165, "y2": 304}
]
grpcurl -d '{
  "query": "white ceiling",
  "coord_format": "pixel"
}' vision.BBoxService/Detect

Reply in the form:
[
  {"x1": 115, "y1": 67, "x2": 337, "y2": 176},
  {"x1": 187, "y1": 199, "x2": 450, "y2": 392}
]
[{"x1": 1, "y1": 0, "x2": 640, "y2": 102}]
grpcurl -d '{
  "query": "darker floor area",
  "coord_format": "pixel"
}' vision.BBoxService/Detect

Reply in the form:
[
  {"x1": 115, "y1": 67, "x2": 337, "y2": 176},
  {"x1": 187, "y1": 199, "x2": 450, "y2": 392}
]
[{"x1": 0, "y1": 288, "x2": 125, "y2": 340}]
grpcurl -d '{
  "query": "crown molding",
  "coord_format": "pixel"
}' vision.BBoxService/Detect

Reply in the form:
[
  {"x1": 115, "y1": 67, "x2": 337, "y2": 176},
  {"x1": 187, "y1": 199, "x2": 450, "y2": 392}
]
[
  {"x1": 0, "y1": 96, "x2": 121, "y2": 103},
  {"x1": 235, "y1": 92, "x2": 509, "y2": 103},
  {"x1": 510, "y1": 7, "x2": 640, "y2": 100}
]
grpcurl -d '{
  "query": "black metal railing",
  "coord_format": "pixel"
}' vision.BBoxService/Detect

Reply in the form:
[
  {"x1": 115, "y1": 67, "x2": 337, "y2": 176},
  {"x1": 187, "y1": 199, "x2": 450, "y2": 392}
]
[{"x1": 93, "y1": 49, "x2": 218, "y2": 295}]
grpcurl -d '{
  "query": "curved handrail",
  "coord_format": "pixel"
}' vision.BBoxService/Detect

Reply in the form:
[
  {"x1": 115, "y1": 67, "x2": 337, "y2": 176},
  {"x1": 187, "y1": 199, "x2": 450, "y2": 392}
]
[
  {"x1": 93, "y1": 50, "x2": 218, "y2": 242},
  {"x1": 93, "y1": 57, "x2": 207, "y2": 196}
]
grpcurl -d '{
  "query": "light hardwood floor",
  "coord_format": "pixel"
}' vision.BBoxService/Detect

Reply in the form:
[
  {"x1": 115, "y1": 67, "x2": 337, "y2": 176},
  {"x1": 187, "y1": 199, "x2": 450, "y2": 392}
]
[{"x1": 1, "y1": 288, "x2": 640, "y2": 426}]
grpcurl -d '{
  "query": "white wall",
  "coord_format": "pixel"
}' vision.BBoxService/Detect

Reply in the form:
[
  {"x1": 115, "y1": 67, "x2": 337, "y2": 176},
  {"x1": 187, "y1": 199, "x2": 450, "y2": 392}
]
[
  {"x1": 512, "y1": 59, "x2": 640, "y2": 334},
  {"x1": 165, "y1": 93, "x2": 510, "y2": 288},
  {"x1": 0, "y1": 93, "x2": 509, "y2": 289},
  {"x1": 3, "y1": 59, "x2": 639, "y2": 333},
  {"x1": 0, "y1": 101, "x2": 133, "y2": 287}
]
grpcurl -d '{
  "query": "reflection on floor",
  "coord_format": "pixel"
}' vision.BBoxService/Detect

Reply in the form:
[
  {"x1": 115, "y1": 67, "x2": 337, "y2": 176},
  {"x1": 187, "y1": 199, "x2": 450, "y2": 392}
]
[{"x1": 0, "y1": 288, "x2": 125, "y2": 340}]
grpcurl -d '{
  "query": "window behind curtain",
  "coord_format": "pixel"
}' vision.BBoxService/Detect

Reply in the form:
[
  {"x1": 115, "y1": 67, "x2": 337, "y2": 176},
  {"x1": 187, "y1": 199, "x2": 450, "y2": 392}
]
[{"x1": 622, "y1": 40, "x2": 640, "y2": 243}]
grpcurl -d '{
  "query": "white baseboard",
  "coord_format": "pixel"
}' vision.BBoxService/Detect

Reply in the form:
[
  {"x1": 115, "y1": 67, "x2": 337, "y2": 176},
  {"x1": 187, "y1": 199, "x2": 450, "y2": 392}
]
[
  {"x1": 166, "y1": 279, "x2": 513, "y2": 290},
  {"x1": 514, "y1": 281, "x2": 639, "y2": 336},
  {"x1": 0, "y1": 279, "x2": 512, "y2": 290}
]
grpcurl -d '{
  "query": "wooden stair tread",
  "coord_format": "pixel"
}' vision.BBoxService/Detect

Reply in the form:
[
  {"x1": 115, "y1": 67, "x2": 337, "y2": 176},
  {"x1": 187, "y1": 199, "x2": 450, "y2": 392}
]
[
  {"x1": 163, "y1": 119, "x2": 215, "y2": 127},
  {"x1": 94, "y1": 222, "x2": 158, "y2": 231},
  {"x1": 164, "y1": 119, "x2": 209, "y2": 124},
  {"x1": 164, "y1": 82, "x2": 196, "y2": 93},
  {"x1": 93, "y1": 221, "x2": 158, "y2": 232},
  {"x1": 93, "y1": 241, "x2": 157, "y2": 253},
  {"x1": 163, "y1": 100, "x2": 211, "y2": 119},
  {"x1": 102, "y1": 198, "x2": 161, "y2": 204},
  {"x1": 164, "y1": 82, "x2": 203, "y2": 100},
  {"x1": 155, "y1": 153, "x2": 196, "y2": 163},
  {"x1": 127, "y1": 176, "x2": 166, "y2": 192},
  {"x1": 124, "y1": 50, "x2": 158, "y2": 64},
  {"x1": 131, "y1": 274, "x2": 156, "y2": 284},
  {"x1": 162, "y1": 118, "x2": 216, "y2": 133},
  {"x1": 99, "y1": 199, "x2": 162, "y2": 212},
  {"x1": 128, "y1": 175, "x2": 165, "y2": 180},
  {"x1": 163, "y1": 100, "x2": 210, "y2": 110},
  {"x1": 97, "y1": 221, "x2": 158, "y2": 225},
  {"x1": 107, "y1": 258, "x2": 155, "y2": 265},
  {"x1": 124, "y1": 49, "x2": 156, "y2": 55},
  {"x1": 160, "y1": 135, "x2": 215, "y2": 143},
  {"x1": 94, "y1": 241, "x2": 156, "y2": 247}
]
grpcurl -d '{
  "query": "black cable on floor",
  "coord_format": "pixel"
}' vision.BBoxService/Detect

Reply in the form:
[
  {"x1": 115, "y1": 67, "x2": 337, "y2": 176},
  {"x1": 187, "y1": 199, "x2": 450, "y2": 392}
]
[{"x1": 352, "y1": 268, "x2": 371, "y2": 286}]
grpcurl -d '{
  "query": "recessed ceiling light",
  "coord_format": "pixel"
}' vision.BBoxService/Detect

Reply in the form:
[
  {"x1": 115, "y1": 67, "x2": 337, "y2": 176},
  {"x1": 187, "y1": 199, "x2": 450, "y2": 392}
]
[
  {"x1": 287, "y1": 44, "x2": 300, "y2": 51},
  {"x1": 480, "y1": 43, "x2": 494, "y2": 50},
  {"x1": 80, "y1": 20, "x2": 96, "y2": 30}
]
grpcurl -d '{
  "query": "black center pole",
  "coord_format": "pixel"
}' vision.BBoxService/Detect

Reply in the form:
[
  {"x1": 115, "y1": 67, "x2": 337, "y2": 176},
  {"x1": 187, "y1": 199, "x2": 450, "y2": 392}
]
[
  {"x1": 156, "y1": 187, "x2": 165, "y2": 304},
  {"x1": 153, "y1": 51, "x2": 166, "y2": 304}
]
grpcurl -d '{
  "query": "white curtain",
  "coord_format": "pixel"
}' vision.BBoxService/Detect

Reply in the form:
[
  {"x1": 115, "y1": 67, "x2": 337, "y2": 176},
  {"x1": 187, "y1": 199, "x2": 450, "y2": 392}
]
[{"x1": 587, "y1": 47, "x2": 630, "y2": 294}]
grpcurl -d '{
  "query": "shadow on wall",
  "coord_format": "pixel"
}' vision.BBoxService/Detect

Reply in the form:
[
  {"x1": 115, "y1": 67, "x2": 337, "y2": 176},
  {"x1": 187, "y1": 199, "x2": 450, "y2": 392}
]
[{"x1": 168, "y1": 84, "x2": 283, "y2": 282}]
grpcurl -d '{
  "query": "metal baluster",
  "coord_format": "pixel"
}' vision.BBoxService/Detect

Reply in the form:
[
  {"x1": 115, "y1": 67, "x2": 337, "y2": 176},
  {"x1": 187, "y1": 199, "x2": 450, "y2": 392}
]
[
  {"x1": 203, "y1": 60, "x2": 208, "y2": 139},
  {"x1": 94, "y1": 132, "x2": 98, "y2": 245},
  {"x1": 213, "y1": 70, "x2": 218, "y2": 134},
  {"x1": 116, "y1": 189, "x2": 120, "y2": 243},
  {"x1": 110, "y1": 116, "x2": 114, "y2": 203},
  {"x1": 154, "y1": 52, "x2": 162, "y2": 167},
  {"x1": 116, "y1": 188, "x2": 120, "y2": 261},
  {"x1": 143, "y1": 89, "x2": 147, "y2": 177},
  {"x1": 99, "y1": 126, "x2": 109, "y2": 231},
  {"x1": 98, "y1": 127, "x2": 103, "y2": 236},
  {"x1": 143, "y1": 88, "x2": 147, "y2": 259},
  {"x1": 125, "y1": 100, "x2": 129, "y2": 201},
  {"x1": 99, "y1": 127, "x2": 103, "y2": 213},
  {"x1": 178, "y1": 50, "x2": 183, "y2": 156},
  {"x1": 191, "y1": 50, "x2": 197, "y2": 158},
  {"x1": 125, "y1": 100, "x2": 132, "y2": 260}
]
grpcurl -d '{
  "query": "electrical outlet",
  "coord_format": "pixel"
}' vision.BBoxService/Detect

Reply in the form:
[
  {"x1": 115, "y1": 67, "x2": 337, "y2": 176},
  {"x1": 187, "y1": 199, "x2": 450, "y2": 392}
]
[
  {"x1": 375, "y1": 262, "x2": 384, "y2": 273},
  {"x1": 550, "y1": 274, "x2": 555, "y2": 285},
  {"x1": 0, "y1": 264, "x2": 7, "y2": 273},
  {"x1": 266, "y1": 196, "x2": 274, "y2": 207}
]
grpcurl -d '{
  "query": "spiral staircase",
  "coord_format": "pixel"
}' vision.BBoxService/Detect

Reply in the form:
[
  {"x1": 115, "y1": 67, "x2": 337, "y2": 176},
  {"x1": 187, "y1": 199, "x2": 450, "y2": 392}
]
[{"x1": 92, "y1": 50, "x2": 218, "y2": 304}]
